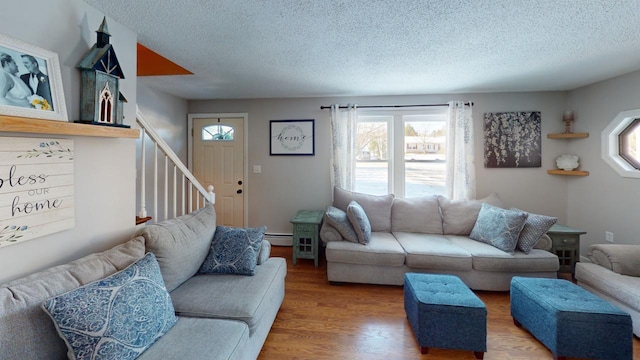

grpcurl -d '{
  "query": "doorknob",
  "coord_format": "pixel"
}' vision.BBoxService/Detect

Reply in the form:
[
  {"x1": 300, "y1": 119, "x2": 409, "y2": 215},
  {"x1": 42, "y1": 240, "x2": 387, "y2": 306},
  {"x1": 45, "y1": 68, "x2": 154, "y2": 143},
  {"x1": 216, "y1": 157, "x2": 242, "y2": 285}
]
[
  {"x1": 238, "y1": 180, "x2": 243, "y2": 185},
  {"x1": 237, "y1": 189, "x2": 242, "y2": 194}
]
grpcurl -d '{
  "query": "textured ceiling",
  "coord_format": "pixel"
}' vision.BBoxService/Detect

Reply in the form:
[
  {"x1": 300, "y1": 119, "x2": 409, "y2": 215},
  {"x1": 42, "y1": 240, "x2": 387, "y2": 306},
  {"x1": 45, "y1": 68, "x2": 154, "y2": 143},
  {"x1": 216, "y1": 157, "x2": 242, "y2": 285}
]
[{"x1": 83, "y1": 0, "x2": 640, "y2": 100}]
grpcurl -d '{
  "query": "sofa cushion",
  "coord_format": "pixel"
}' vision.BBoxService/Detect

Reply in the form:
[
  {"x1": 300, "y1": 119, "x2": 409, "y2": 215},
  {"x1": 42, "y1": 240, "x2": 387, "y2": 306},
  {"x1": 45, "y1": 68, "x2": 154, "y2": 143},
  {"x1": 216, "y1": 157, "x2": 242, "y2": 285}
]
[
  {"x1": 439, "y1": 193, "x2": 505, "y2": 235},
  {"x1": 138, "y1": 317, "x2": 250, "y2": 360},
  {"x1": 171, "y1": 258, "x2": 287, "y2": 336},
  {"x1": 0, "y1": 237, "x2": 145, "y2": 360},
  {"x1": 391, "y1": 195, "x2": 443, "y2": 234},
  {"x1": 576, "y1": 263, "x2": 640, "y2": 315},
  {"x1": 325, "y1": 232, "x2": 405, "y2": 266},
  {"x1": 511, "y1": 209, "x2": 557, "y2": 254},
  {"x1": 42, "y1": 253, "x2": 177, "y2": 360},
  {"x1": 198, "y1": 225, "x2": 265, "y2": 276},
  {"x1": 347, "y1": 200, "x2": 372, "y2": 244},
  {"x1": 142, "y1": 204, "x2": 216, "y2": 291},
  {"x1": 393, "y1": 232, "x2": 472, "y2": 270},
  {"x1": 333, "y1": 187, "x2": 394, "y2": 232},
  {"x1": 588, "y1": 244, "x2": 640, "y2": 276},
  {"x1": 449, "y1": 236, "x2": 560, "y2": 272},
  {"x1": 470, "y1": 204, "x2": 528, "y2": 254},
  {"x1": 324, "y1": 205, "x2": 358, "y2": 243}
]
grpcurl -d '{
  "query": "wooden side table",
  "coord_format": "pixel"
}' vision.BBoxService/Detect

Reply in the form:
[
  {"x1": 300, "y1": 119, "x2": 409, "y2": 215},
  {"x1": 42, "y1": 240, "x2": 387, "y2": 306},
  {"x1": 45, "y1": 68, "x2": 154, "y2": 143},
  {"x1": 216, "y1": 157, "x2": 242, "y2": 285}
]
[
  {"x1": 546, "y1": 224, "x2": 587, "y2": 278},
  {"x1": 290, "y1": 210, "x2": 324, "y2": 267}
]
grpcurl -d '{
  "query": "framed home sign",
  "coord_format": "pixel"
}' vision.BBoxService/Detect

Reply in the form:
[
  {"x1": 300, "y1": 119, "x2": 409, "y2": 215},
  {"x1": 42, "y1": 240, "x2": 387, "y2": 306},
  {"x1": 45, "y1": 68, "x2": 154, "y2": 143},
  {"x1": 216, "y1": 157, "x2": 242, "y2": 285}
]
[
  {"x1": 0, "y1": 137, "x2": 75, "y2": 248},
  {"x1": 0, "y1": 33, "x2": 68, "y2": 122},
  {"x1": 270, "y1": 119, "x2": 315, "y2": 156}
]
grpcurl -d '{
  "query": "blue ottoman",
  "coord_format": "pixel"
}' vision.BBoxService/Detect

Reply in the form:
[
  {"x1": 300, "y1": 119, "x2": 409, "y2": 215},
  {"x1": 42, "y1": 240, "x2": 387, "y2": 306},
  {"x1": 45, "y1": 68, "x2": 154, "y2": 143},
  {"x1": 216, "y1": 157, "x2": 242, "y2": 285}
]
[
  {"x1": 404, "y1": 273, "x2": 486, "y2": 359},
  {"x1": 510, "y1": 276, "x2": 632, "y2": 360}
]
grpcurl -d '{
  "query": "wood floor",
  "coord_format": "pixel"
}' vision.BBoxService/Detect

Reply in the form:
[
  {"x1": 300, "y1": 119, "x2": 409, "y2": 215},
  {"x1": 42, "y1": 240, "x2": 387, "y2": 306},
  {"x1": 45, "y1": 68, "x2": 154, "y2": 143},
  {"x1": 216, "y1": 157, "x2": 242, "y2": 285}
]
[{"x1": 259, "y1": 246, "x2": 639, "y2": 360}]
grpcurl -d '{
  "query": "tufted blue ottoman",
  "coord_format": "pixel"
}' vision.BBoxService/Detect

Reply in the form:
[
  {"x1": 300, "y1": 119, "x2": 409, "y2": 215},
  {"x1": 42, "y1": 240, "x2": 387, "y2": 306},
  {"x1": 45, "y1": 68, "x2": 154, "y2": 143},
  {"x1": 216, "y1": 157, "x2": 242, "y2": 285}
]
[
  {"x1": 510, "y1": 276, "x2": 632, "y2": 360},
  {"x1": 404, "y1": 273, "x2": 486, "y2": 359}
]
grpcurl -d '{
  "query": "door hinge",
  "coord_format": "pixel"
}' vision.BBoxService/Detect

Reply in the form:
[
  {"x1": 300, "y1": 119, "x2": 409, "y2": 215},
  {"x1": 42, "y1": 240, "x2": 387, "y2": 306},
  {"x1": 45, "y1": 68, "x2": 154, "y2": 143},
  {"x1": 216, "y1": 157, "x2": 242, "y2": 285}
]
[{"x1": 191, "y1": 128, "x2": 194, "y2": 136}]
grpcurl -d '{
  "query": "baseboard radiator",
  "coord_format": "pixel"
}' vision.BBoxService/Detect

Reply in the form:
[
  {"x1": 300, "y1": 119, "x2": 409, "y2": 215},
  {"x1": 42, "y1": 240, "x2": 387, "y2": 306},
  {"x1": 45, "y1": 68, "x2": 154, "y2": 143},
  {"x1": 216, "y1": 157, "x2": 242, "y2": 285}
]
[{"x1": 264, "y1": 233, "x2": 293, "y2": 246}]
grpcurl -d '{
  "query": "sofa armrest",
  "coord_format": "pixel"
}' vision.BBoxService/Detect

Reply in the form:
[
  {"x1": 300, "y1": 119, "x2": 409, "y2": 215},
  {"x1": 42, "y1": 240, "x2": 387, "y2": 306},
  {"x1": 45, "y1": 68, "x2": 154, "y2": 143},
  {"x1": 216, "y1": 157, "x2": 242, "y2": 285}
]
[
  {"x1": 533, "y1": 234, "x2": 552, "y2": 251},
  {"x1": 320, "y1": 221, "x2": 343, "y2": 245},
  {"x1": 257, "y1": 240, "x2": 271, "y2": 265},
  {"x1": 588, "y1": 244, "x2": 640, "y2": 276}
]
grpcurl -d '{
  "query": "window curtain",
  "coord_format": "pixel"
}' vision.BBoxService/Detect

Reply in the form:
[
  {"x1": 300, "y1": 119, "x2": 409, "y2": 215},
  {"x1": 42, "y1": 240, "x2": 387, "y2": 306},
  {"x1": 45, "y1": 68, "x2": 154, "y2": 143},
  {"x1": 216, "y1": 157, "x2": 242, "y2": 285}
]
[
  {"x1": 330, "y1": 104, "x2": 358, "y2": 191},
  {"x1": 446, "y1": 101, "x2": 476, "y2": 200}
]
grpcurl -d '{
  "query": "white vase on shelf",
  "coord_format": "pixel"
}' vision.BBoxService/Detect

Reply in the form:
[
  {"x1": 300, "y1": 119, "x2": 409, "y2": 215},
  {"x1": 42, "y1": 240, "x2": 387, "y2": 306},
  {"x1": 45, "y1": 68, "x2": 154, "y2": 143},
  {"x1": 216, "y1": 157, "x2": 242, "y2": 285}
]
[{"x1": 556, "y1": 154, "x2": 579, "y2": 171}]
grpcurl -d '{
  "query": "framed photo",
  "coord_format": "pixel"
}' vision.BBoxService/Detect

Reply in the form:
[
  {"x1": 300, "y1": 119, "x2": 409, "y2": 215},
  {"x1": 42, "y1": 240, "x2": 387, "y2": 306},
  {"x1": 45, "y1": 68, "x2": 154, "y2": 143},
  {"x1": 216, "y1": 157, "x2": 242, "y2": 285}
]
[
  {"x1": 0, "y1": 33, "x2": 68, "y2": 122},
  {"x1": 270, "y1": 119, "x2": 315, "y2": 156}
]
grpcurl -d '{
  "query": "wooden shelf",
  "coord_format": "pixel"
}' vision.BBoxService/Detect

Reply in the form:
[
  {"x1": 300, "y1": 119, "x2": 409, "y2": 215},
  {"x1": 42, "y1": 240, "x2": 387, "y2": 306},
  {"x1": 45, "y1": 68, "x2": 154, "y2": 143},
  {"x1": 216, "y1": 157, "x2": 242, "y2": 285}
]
[
  {"x1": 547, "y1": 133, "x2": 589, "y2": 139},
  {"x1": 547, "y1": 169, "x2": 589, "y2": 176},
  {"x1": 0, "y1": 115, "x2": 139, "y2": 139},
  {"x1": 547, "y1": 132, "x2": 590, "y2": 176}
]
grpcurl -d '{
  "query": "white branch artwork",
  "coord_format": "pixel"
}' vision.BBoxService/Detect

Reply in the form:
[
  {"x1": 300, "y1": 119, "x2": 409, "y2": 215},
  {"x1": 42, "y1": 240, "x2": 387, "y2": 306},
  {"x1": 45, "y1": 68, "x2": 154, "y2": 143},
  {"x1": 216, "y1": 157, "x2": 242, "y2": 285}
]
[{"x1": 483, "y1": 112, "x2": 541, "y2": 168}]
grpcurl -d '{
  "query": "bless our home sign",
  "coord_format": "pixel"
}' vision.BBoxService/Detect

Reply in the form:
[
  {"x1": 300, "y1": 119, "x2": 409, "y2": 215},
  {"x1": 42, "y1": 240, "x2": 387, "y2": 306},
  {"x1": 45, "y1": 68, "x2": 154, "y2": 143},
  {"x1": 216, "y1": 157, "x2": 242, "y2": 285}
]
[{"x1": 0, "y1": 137, "x2": 75, "y2": 248}]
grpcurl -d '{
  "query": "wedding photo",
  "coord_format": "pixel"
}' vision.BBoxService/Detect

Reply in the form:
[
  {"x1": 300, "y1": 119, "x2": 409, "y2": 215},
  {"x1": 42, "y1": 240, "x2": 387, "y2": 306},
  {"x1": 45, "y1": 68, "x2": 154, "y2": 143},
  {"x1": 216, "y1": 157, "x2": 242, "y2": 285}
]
[
  {"x1": 0, "y1": 33, "x2": 67, "y2": 122},
  {"x1": 0, "y1": 47, "x2": 53, "y2": 111}
]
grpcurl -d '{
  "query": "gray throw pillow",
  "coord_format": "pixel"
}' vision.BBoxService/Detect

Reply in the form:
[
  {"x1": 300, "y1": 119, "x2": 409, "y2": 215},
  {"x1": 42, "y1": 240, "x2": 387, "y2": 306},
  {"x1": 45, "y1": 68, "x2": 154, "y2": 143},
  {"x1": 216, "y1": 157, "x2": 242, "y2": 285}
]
[
  {"x1": 324, "y1": 206, "x2": 359, "y2": 243},
  {"x1": 470, "y1": 203, "x2": 528, "y2": 254},
  {"x1": 346, "y1": 200, "x2": 372, "y2": 244},
  {"x1": 198, "y1": 225, "x2": 266, "y2": 276},
  {"x1": 511, "y1": 208, "x2": 557, "y2": 254}
]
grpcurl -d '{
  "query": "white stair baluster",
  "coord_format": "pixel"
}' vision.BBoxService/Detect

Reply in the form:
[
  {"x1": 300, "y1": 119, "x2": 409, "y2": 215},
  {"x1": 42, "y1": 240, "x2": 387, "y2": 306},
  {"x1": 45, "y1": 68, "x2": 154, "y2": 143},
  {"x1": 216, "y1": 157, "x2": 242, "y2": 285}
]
[{"x1": 138, "y1": 130, "x2": 147, "y2": 218}]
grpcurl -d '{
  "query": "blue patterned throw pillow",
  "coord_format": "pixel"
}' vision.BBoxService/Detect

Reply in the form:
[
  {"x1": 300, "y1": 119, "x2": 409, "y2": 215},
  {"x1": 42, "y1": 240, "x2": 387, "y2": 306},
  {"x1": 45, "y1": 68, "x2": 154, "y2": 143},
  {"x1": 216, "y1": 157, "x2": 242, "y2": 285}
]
[
  {"x1": 470, "y1": 203, "x2": 528, "y2": 254},
  {"x1": 41, "y1": 253, "x2": 177, "y2": 360},
  {"x1": 198, "y1": 225, "x2": 266, "y2": 276},
  {"x1": 511, "y1": 208, "x2": 558, "y2": 253},
  {"x1": 346, "y1": 200, "x2": 372, "y2": 244},
  {"x1": 325, "y1": 205, "x2": 359, "y2": 243}
]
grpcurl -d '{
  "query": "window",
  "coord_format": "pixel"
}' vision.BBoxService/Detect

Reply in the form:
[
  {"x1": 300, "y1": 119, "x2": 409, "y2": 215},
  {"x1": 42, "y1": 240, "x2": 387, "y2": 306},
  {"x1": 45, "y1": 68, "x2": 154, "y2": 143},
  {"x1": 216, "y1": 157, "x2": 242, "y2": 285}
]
[
  {"x1": 202, "y1": 125, "x2": 234, "y2": 141},
  {"x1": 618, "y1": 118, "x2": 640, "y2": 169},
  {"x1": 602, "y1": 109, "x2": 640, "y2": 178},
  {"x1": 355, "y1": 109, "x2": 447, "y2": 197}
]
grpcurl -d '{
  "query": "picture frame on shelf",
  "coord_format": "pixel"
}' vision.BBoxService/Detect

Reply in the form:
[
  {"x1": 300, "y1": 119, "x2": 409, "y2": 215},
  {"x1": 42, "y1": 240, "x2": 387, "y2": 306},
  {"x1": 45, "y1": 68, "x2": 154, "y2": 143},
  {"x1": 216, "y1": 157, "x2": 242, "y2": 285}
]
[
  {"x1": 270, "y1": 119, "x2": 315, "y2": 156},
  {"x1": 0, "y1": 33, "x2": 68, "y2": 122}
]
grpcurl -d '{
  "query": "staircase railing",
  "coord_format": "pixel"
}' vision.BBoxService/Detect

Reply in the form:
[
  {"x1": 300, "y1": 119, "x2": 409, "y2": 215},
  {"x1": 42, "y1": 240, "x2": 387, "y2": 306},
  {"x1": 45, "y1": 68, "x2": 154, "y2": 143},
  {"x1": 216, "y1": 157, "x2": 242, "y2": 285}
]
[{"x1": 136, "y1": 106, "x2": 214, "y2": 223}]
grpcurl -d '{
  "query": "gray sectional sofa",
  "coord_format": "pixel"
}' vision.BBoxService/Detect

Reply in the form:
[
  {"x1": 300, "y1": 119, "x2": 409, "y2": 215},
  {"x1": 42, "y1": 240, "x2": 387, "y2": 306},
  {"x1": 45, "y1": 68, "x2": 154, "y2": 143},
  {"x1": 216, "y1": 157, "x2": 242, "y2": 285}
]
[
  {"x1": 320, "y1": 187, "x2": 559, "y2": 291},
  {"x1": 0, "y1": 205, "x2": 286, "y2": 360},
  {"x1": 576, "y1": 244, "x2": 640, "y2": 337}
]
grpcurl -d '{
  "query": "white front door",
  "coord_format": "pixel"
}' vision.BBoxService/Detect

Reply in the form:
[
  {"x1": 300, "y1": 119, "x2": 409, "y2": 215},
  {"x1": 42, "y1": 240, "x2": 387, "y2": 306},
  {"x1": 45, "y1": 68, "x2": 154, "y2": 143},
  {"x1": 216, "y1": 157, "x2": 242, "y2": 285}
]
[{"x1": 192, "y1": 117, "x2": 245, "y2": 227}]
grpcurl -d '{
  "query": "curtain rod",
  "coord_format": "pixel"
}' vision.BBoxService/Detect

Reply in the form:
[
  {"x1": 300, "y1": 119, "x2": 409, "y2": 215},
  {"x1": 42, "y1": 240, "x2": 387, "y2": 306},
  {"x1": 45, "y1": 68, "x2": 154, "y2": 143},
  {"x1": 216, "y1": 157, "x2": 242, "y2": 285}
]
[{"x1": 320, "y1": 102, "x2": 473, "y2": 110}]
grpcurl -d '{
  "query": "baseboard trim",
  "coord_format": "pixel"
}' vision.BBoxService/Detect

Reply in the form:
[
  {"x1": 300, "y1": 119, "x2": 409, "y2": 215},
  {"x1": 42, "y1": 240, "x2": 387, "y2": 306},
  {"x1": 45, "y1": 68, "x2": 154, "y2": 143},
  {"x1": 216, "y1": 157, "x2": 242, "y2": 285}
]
[{"x1": 264, "y1": 233, "x2": 292, "y2": 246}]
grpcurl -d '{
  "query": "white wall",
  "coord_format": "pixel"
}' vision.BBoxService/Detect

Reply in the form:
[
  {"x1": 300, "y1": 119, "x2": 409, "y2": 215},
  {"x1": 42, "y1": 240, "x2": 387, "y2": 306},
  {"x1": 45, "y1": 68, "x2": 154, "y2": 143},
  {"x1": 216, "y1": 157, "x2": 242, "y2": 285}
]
[
  {"x1": 0, "y1": 0, "x2": 138, "y2": 284},
  {"x1": 136, "y1": 81, "x2": 189, "y2": 221},
  {"x1": 189, "y1": 92, "x2": 569, "y2": 234},
  {"x1": 566, "y1": 69, "x2": 640, "y2": 251}
]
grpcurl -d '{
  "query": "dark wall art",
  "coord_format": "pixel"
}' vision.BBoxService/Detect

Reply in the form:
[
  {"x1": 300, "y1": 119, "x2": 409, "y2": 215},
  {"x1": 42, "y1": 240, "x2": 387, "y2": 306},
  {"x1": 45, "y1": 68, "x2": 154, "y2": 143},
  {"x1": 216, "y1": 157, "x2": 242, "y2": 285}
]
[{"x1": 483, "y1": 111, "x2": 541, "y2": 168}]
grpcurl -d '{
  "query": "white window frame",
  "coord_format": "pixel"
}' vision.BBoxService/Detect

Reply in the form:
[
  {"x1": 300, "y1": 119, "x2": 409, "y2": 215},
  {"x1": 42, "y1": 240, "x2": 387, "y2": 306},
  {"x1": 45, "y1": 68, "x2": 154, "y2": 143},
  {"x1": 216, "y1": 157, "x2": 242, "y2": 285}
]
[
  {"x1": 601, "y1": 108, "x2": 640, "y2": 178},
  {"x1": 356, "y1": 107, "x2": 447, "y2": 197}
]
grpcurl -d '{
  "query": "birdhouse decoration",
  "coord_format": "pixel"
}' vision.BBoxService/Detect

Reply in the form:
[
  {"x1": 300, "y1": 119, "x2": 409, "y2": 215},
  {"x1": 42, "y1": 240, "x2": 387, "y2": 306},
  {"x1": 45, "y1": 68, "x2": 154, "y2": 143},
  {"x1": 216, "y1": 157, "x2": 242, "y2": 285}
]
[{"x1": 76, "y1": 17, "x2": 129, "y2": 128}]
